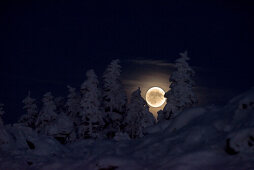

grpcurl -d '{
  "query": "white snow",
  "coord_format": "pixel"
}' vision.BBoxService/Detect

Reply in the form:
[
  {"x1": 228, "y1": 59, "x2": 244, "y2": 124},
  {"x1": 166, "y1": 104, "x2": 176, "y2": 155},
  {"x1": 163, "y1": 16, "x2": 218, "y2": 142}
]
[
  {"x1": 167, "y1": 107, "x2": 206, "y2": 132},
  {"x1": 1, "y1": 88, "x2": 254, "y2": 169},
  {"x1": 0, "y1": 59, "x2": 254, "y2": 170}
]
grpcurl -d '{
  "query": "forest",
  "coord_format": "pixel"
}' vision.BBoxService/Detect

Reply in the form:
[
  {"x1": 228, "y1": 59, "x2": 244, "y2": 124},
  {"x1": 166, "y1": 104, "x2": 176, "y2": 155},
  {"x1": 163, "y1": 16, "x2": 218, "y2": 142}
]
[{"x1": 0, "y1": 52, "x2": 253, "y2": 170}]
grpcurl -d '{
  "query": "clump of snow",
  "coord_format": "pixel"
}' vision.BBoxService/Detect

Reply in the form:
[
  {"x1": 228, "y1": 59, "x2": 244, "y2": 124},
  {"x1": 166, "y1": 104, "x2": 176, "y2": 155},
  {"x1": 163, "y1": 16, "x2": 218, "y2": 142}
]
[
  {"x1": 227, "y1": 128, "x2": 254, "y2": 154},
  {"x1": 1, "y1": 124, "x2": 68, "y2": 158},
  {"x1": 46, "y1": 113, "x2": 74, "y2": 143}
]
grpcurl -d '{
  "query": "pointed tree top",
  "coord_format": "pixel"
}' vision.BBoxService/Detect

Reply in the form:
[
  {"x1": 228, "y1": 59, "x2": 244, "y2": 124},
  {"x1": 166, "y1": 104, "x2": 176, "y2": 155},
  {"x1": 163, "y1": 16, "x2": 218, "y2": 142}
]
[
  {"x1": 67, "y1": 85, "x2": 76, "y2": 92},
  {"x1": 44, "y1": 92, "x2": 53, "y2": 97},
  {"x1": 42, "y1": 92, "x2": 54, "y2": 102},
  {"x1": 130, "y1": 87, "x2": 143, "y2": 103},
  {"x1": 111, "y1": 59, "x2": 120, "y2": 65},
  {"x1": 177, "y1": 50, "x2": 189, "y2": 62},
  {"x1": 22, "y1": 91, "x2": 36, "y2": 104},
  {"x1": 132, "y1": 87, "x2": 141, "y2": 96},
  {"x1": 105, "y1": 59, "x2": 121, "y2": 74},
  {"x1": 86, "y1": 69, "x2": 97, "y2": 78}
]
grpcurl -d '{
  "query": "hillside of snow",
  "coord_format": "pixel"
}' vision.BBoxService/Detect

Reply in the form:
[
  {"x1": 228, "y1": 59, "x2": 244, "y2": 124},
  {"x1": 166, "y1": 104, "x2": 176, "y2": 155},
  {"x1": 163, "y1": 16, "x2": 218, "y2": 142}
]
[{"x1": 0, "y1": 88, "x2": 254, "y2": 170}]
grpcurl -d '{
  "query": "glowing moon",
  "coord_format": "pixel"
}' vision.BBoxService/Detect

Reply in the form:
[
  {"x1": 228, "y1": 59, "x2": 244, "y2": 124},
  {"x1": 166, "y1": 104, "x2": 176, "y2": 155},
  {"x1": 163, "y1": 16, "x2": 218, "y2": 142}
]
[{"x1": 146, "y1": 87, "x2": 166, "y2": 107}]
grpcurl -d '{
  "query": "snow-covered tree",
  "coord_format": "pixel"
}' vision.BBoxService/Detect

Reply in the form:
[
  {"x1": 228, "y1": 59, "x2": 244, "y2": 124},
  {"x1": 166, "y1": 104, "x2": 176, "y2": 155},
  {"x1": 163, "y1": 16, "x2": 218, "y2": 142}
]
[
  {"x1": 103, "y1": 59, "x2": 127, "y2": 137},
  {"x1": 0, "y1": 103, "x2": 4, "y2": 126},
  {"x1": 54, "y1": 96, "x2": 66, "y2": 114},
  {"x1": 0, "y1": 103, "x2": 9, "y2": 145},
  {"x1": 61, "y1": 86, "x2": 81, "y2": 143},
  {"x1": 66, "y1": 85, "x2": 81, "y2": 122},
  {"x1": 18, "y1": 92, "x2": 38, "y2": 129},
  {"x1": 124, "y1": 88, "x2": 156, "y2": 138},
  {"x1": 36, "y1": 92, "x2": 58, "y2": 133},
  {"x1": 158, "y1": 51, "x2": 198, "y2": 121},
  {"x1": 78, "y1": 69, "x2": 104, "y2": 139}
]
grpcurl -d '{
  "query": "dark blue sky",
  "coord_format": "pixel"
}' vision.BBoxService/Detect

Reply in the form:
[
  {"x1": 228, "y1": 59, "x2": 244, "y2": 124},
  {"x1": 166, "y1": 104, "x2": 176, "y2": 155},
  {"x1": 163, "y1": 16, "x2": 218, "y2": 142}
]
[{"x1": 0, "y1": 0, "x2": 254, "y2": 123}]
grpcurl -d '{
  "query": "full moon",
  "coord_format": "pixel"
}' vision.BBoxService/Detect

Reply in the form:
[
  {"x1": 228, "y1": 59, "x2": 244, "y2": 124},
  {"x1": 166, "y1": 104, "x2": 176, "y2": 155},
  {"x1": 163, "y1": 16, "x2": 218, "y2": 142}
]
[{"x1": 146, "y1": 87, "x2": 166, "y2": 107}]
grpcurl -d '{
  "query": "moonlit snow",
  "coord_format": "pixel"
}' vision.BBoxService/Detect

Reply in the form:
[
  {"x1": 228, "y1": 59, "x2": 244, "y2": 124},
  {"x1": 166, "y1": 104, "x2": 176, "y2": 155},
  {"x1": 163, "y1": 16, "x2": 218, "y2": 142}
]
[
  {"x1": 0, "y1": 57, "x2": 253, "y2": 170},
  {"x1": 1, "y1": 88, "x2": 254, "y2": 170}
]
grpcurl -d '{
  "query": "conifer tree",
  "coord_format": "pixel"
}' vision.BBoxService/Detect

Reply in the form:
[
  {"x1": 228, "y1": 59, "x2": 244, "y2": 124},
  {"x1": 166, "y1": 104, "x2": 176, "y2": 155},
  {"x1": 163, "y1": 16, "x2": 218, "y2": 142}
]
[
  {"x1": 54, "y1": 96, "x2": 66, "y2": 114},
  {"x1": 158, "y1": 51, "x2": 197, "y2": 121},
  {"x1": 125, "y1": 88, "x2": 155, "y2": 138},
  {"x1": 78, "y1": 70, "x2": 104, "y2": 139},
  {"x1": 62, "y1": 86, "x2": 81, "y2": 142},
  {"x1": 102, "y1": 59, "x2": 127, "y2": 137},
  {"x1": 36, "y1": 92, "x2": 58, "y2": 133},
  {"x1": 18, "y1": 92, "x2": 38, "y2": 129},
  {"x1": 66, "y1": 85, "x2": 81, "y2": 122}
]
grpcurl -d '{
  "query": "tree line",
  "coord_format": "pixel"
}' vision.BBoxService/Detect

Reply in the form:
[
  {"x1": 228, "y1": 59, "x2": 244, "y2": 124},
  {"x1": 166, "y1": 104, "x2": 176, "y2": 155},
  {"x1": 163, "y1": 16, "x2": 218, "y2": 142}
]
[{"x1": 0, "y1": 51, "x2": 197, "y2": 144}]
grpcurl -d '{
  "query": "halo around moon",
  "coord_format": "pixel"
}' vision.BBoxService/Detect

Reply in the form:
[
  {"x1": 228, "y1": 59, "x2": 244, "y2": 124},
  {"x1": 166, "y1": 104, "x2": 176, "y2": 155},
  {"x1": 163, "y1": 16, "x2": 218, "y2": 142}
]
[{"x1": 145, "y1": 87, "x2": 166, "y2": 107}]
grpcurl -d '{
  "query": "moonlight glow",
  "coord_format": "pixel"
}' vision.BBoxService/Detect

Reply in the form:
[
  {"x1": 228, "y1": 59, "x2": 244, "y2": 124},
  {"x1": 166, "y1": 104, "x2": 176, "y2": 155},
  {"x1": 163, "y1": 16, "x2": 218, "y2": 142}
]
[{"x1": 146, "y1": 87, "x2": 166, "y2": 107}]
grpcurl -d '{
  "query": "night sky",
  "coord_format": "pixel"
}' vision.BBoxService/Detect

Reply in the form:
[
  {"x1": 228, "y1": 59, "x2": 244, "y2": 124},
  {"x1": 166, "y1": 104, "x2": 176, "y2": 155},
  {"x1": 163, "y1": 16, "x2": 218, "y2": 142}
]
[{"x1": 0, "y1": 0, "x2": 254, "y2": 123}]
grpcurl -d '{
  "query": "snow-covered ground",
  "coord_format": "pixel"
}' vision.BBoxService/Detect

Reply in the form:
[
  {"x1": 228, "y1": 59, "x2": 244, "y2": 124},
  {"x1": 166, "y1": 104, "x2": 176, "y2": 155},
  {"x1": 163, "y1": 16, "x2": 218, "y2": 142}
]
[{"x1": 1, "y1": 88, "x2": 254, "y2": 170}]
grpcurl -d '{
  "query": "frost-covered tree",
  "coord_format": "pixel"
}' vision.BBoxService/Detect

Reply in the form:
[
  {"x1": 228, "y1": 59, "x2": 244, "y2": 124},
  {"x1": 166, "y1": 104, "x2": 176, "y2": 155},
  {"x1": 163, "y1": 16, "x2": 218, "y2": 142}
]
[
  {"x1": 103, "y1": 59, "x2": 127, "y2": 137},
  {"x1": 36, "y1": 92, "x2": 58, "y2": 133},
  {"x1": 54, "y1": 96, "x2": 66, "y2": 114},
  {"x1": 18, "y1": 92, "x2": 38, "y2": 129},
  {"x1": 78, "y1": 70, "x2": 104, "y2": 139},
  {"x1": 66, "y1": 85, "x2": 81, "y2": 121},
  {"x1": 0, "y1": 103, "x2": 9, "y2": 145},
  {"x1": 158, "y1": 51, "x2": 198, "y2": 121},
  {"x1": 124, "y1": 88, "x2": 155, "y2": 138},
  {"x1": 0, "y1": 103, "x2": 4, "y2": 126},
  {"x1": 63, "y1": 86, "x2": 81, "y2": 142}
]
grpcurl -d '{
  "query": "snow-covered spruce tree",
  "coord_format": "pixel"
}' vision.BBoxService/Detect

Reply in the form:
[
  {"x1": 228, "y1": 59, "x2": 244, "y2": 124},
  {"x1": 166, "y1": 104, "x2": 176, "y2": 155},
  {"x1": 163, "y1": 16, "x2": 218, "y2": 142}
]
[
  {"x1": 124, "y1": 88, "x2": 155, "y2": 138},
  {"x1": 18, "y1": 92, "x2": 38, "y2": 129},
  {"x1": 158, "y1": 51, "x2": 198, "y2": 121},
  {"x1": 64, "y1": 86, "x2": 81, "y2": 143},
  {"x1": 0, "y1": 103, "x2": 4, "y2": 126},
  {"x1": 54, "y1": 96, "x2": 66, "y2": 114},
  {"x1": 78, "y1": 69, "x2": 104, "y2": 139},
  {"x1": 66, "y1": 85, "x2": 81, "y2": 123},
  {"x1": 35, "y1": 92, "x2": 58, "y2": 133},
  {"x1": 102, "y1": 59, "x2": 127, "y2": 138},
  {"x1": 0, "y1": 103, "x2": 9, "y2": 145}
]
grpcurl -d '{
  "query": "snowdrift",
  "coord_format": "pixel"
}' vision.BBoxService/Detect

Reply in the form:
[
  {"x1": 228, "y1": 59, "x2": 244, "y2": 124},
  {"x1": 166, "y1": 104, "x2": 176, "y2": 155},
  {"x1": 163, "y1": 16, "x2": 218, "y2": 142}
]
[{"x1": 1, "y1": 88, "x2": 254, "y2": 170}]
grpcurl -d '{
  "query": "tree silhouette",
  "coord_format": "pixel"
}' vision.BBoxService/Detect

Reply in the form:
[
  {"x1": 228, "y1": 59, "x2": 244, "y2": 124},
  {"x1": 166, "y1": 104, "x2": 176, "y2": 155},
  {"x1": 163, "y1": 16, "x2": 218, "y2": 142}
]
[{"x1": 158, "y1": 51, "x2": 197, "y2": 121}]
